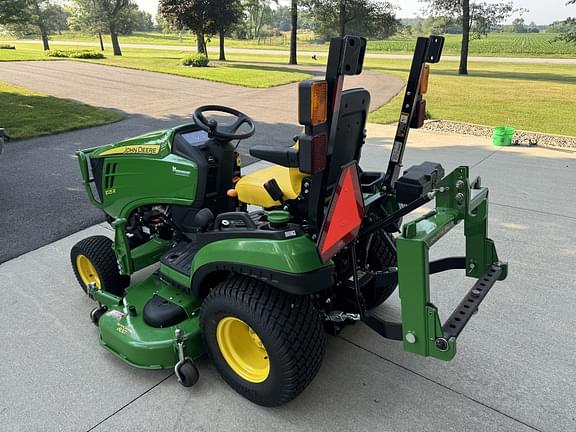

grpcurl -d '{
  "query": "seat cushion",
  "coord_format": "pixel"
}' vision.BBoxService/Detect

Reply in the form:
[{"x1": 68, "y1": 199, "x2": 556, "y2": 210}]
[{"x1": 236, "y1": 165, "x2": 306, "y2": 208}]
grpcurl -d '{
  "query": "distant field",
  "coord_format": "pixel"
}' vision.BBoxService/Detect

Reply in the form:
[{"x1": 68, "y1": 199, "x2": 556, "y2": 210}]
[
  {"x1": 368, "y1": 33, "x2": 576, "y2": 58},
  {"x1": 3, "y1": 31, "x2": 575, "y2": 58}
]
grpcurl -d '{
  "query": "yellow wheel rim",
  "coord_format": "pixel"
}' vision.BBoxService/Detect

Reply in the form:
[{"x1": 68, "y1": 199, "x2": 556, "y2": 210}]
[
  {"x1": 76, "y1": 255, "x2": 101, "y2": 289},
  {"x1": 216, "y1": 317, "x2": 270, "y2": 383}
]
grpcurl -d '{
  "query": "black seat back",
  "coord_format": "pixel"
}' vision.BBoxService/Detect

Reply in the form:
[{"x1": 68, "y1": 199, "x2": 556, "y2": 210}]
[{"x1": 325, "y1": 88, "x2": 370, "y2": 191}]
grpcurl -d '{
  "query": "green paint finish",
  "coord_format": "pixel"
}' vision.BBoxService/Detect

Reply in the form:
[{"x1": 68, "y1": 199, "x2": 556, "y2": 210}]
[
  {"x1": 97, "y1": 153, "x2": 198, "y2": 219},
  {"x1": 95, "y1": 274, "x2": 204, "y2": 369},
  {"x1": 131, "y1": 237, "x2": 174, "y2": 272},
  {"x1": 191, "y1": 235, "x2": 329, "y2": 281},
  {"x1": 76, "y1": 123, "x2": 200, "y2": 220},
  {"x1": 160, "y1": 263, "x2": 191, "y2": 287},
  {"x1": 397, "y1": 166, "x2": 507, "y2": 361},
  {"x1": 112, "y1": 218, "x2": 132, "y2": 274}
]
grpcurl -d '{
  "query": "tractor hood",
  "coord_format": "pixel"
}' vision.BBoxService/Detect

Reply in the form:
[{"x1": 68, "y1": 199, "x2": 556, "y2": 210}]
[{"x1": 89, "y1": 128, "x2": 176, "y2": 159}]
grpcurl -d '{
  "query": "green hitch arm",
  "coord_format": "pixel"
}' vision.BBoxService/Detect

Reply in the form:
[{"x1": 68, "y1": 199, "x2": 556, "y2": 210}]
[
  {"x1": 396, "y1": 166, "x2": 507, "y2": 361},
  {"x1": 76, "y1": 150, "x2": 103, "y2": 209}
]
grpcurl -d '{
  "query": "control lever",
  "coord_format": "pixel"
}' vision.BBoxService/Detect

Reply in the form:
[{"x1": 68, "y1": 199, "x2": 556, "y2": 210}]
[{"x1": 264, "y1": 179, "x2": 285, "y2": 206}]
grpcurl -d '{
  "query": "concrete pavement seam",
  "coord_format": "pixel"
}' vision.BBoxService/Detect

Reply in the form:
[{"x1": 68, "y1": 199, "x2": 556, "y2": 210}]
[
  {"x1": 471, "y1": 148, "x2": 502, "y2": 169},
  {"x1": 339, "y1": 336, "x2": 544, "y2": 432},
  {"x1": 84, "y1": 373, "x2": 174, "y2": 432},
  {"x1": 491, "y1": 202, "x2": 576, "y2": 221}
]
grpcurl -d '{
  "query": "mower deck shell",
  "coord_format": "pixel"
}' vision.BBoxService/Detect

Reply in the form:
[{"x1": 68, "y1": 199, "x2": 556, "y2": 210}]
[{"x1": 95, "y1": 274, "x2": 204, "y2": 369}]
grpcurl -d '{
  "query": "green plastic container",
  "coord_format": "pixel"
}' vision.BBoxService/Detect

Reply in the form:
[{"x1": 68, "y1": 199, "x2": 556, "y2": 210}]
[{"x1": 492, "y1": 126, "x2": 515, "y2": 146}]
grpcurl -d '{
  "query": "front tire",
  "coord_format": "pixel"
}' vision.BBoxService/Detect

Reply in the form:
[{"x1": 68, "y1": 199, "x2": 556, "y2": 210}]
[
  {"x1": 70, "y1": 235, "x2": 130, "y2": 297},
  {"x1": 200, "y1": 276, "x2": 326, "y2": 407}
]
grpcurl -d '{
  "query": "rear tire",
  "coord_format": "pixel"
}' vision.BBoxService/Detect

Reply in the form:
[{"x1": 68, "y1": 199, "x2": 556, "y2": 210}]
[
  {"x1": 361, "y1": 229, "x2": 398, "y2": 308},
  {"x1": 70, "y1": 235, "x2": 130, "y2": 297},
  {"x1": 200, "y1": 276, "x2": 326, "y2": 407}
]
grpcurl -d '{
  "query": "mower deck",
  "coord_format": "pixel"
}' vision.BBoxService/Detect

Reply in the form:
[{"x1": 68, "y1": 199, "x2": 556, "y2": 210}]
[{"x1": 91, "y1": 275, "x2": 203, "y2": 369}]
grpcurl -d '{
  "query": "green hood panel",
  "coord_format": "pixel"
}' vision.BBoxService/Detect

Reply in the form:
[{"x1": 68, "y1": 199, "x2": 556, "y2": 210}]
[{"x1": 90, "y1": 128, "x2": 175, "y2": 159}]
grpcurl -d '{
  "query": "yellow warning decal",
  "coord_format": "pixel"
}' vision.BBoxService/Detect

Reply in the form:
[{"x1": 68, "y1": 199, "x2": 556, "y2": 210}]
[{"x1": 100, "y1": 144, "x2": 160, "y2": 156}]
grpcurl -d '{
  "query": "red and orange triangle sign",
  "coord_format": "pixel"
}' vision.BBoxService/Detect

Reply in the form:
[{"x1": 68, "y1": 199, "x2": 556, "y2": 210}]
[{"x1": 317, "y1": 162, "x2": 364, "y2": 263}]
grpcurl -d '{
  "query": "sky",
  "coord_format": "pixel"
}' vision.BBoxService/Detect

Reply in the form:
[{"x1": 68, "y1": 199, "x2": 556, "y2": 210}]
[{"x1": 135, "y1": 0, "x2": 575, "y2": 26}]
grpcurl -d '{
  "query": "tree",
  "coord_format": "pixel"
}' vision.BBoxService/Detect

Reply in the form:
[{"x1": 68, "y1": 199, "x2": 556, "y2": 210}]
[
  {"x1": 555, "y1": 0, "x2": 576, "y2": 43},
  {"x1": 69, "y1": 0, "x2": 132, "y2": 55},
  {"x1": 211, "y1": 0, "x2": 243, "y2": 60},
  {"x1": 243, "y1": 0, "x2": 276, "y2": 39},
  {"x1": 69, "y1": 0, "x2": 107, "y2": 50},
  {"x1": 160, "y1": 0, "x2": 214, "y2": 54},
  {"x1": 304, "y1": 0, "x2": 399, "y2": 40},
  {"x1": 98, "y1": 0, "x2": 131, "y2": 55},
  {"x1": 0, "y1": 0, "x2": 68, "y2": 51},
  {"x1": 0, "y1": 0, "x2": 29, "y2": 25},
  {"x1": 420, "y1": 0, "x2": 515, "y2": 75},
  {"x1": 290, "y1": 0, "x2": 297, "y2": 64},
  {"x1": 511, "y1": 17, "x2": 526, "y2": 33}
]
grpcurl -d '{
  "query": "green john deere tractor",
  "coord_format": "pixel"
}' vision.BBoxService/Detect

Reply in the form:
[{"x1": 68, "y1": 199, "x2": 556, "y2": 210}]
[{"x1": 71, "y1": 35, "x2": 507, "y2": 406}]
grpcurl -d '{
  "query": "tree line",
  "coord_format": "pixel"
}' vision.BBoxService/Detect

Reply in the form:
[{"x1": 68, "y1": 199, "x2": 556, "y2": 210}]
[{"x1": 1, "y1": 1, "x2": 574, "y2": 75}]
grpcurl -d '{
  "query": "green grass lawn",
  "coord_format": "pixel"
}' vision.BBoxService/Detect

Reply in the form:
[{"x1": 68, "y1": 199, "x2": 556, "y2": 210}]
[
  {"x1": 4, "y1": 31, "x2": 576, "y2": 58},
  {"x1": 366, "y1": 58, "x2": 576, "y2": 136},
  {"x1": 221, "y1": 52, "x2": 576, "y2": 136},
  {"x1": 0, "y1": 82, "x2": 122, "y2": 140},
  {"x1": 2, "y1": 41, "x2": 575, "y2": 137},
  {"x1": 0, "y1": 43, "x2": 312, "y2": 88}
]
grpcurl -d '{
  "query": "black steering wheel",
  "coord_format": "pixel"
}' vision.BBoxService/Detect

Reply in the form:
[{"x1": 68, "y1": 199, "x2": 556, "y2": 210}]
[{"x1": 193, "y1": 105, "x2": 256, "y2": 140}]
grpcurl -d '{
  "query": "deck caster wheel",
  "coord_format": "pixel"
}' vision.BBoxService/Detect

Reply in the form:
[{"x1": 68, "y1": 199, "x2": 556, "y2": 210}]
[
  {"x1": 90, "y1": 306, "x2": 107, "y2": 326},
  {"x1": 175, "y1": 360, "x2": 199, "y2": 388}
]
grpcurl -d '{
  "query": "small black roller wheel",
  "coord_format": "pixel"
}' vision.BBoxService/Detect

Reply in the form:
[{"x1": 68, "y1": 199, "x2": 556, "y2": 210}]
[
  {"x1": 176, "y1": 360, "x2": 199, "y2": 387},
  {"x1": 90, "y1": 306, "x2": 107, "y2": 326},
  {"x1": 70, "y1": 235, "x2": 130, "y2": 297},
  {"x1": 200, "y1": 276, "x2": 326, "y2": 407}
]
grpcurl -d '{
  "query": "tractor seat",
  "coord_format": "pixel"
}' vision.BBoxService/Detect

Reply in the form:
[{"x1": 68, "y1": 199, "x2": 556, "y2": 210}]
[{"x1": 236, "y1": 165, "x2": 306, "y2": 208}]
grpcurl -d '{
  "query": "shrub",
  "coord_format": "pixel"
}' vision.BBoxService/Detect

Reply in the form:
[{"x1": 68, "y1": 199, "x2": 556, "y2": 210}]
[
  {"x1": 181, "y1": 54, "x2": 209, "y2": 67},
  {"x1": 46, "y1": 49, "x2": 105, "y2": 59},
  {"x1": 46, "y1": 49, "x2": 70, "y2": 58},
  {"x1": 68, "y1": 50, "x2": 105, "y2": 59},
  {"x1": 0, "y1": 44, "x2": 16, "y2": 50}
]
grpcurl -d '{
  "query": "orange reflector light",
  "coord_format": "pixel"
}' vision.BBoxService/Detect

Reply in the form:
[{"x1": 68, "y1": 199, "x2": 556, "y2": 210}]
[
  {"x1": 227, "y1": 189, "x2": 238, "y2": 198},
  {"x1": 317, "y1": 162, "x2": 364, "y2": 263},
  {"x1": 420, "y1": 64, "x2": 430, "y2": 94},
  {"x1": 310, "y1": 81, "x2": 328, "y2": 126}
]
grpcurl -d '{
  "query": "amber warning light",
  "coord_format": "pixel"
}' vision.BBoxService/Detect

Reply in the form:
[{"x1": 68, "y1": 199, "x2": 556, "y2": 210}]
[
  {"x1": 316, "y1": 162, "x2": 365, "y2": 263},
  {"x1": 299, "y1": 80, "x2": 328, "y2": 126}
]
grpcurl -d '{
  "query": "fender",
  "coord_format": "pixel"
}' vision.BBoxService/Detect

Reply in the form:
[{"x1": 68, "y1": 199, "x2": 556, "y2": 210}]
[{"x1": 188, "y1": 236, "x2": 334, "y2": 296}]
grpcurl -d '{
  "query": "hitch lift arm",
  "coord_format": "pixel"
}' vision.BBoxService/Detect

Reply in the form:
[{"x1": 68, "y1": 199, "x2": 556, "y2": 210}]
[{"x1": 362, "y1": 167, "x2": 507, "y2": 361}]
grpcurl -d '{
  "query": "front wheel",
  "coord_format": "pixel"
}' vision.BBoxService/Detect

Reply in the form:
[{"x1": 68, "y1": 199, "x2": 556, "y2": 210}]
[
  {"x1": 70, "y1": 235, "x2": 130, "y2": 297},
  {"x1": 200, "y1": 276, "x2": 326, "y2": 407}
]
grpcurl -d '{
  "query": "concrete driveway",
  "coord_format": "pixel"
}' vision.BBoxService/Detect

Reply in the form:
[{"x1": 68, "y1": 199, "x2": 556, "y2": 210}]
[
  {"x1": 0, "y1": 126, "x2": 574, "y2": 432},
  {"x1": 0, "y1": 61, "x2": 404, "y2": 263}
]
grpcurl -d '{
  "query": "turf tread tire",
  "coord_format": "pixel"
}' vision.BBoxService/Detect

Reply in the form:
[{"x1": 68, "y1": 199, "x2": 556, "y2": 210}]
[
  {"x1": 200, "y1": 276, "x2": 326, "y2": 407},
  {"x1": 70, "y1": 235, "x2": 130, "y2": 297},
  {"x1": 363, "y1": 229, "x2": 398, "y2": 308}
]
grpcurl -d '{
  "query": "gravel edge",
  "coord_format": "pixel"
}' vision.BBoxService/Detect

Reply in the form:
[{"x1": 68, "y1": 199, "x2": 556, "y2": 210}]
[{"x1": 421, "y1": 120, "x2": 576, "y2": 152}]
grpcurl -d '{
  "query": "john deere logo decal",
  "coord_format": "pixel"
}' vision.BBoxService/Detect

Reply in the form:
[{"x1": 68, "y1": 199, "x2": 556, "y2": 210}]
[{"x1": 100, "y1": 144, "x2": 160, "y2": 156}]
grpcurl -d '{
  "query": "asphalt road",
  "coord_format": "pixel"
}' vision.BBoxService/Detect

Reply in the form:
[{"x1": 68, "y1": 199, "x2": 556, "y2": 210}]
[
  {"x1": 0, "y1": 61, "x2": 404, "y2": 263},
  {"x1": 1, "y1": 126, "x2": 574, "y2": 431}
]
